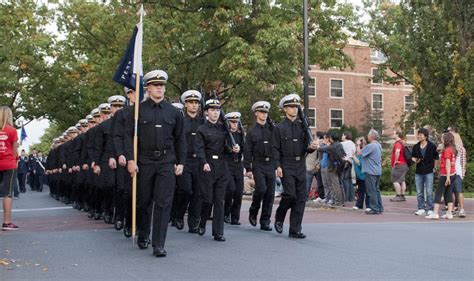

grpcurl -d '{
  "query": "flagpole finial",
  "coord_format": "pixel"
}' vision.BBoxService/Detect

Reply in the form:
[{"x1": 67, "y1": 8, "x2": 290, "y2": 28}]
[{"x1": 138, "y1": 4, "x2": 145, "y2": 20}]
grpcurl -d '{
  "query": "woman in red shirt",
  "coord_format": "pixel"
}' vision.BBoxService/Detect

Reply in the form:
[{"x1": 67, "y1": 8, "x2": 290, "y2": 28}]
[
  {"x1": 426, "y1": 132, "x2": 456, "y2": 220},
  {"x1": 0, "y1": 106, "x2": 19, "y2": 230}
]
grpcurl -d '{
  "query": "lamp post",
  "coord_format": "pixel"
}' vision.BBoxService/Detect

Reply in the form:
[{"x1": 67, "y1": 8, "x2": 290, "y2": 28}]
[{"x1": 303, "y1": 0, "x2": 309, "y2": 117}]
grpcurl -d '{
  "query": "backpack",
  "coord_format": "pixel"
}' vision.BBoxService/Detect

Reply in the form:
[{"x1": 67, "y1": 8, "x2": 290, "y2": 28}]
[{"x1": 404, "y1": 145, "x2": 413, "y2": 167}]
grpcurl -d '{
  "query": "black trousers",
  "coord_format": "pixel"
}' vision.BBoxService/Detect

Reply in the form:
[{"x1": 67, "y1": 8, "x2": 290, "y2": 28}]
[
  {"x1": 275, "y1": 160, "x2": 307, "y2": 234},
  {"x1": 137, "y1": 162, "x2": 175, "y2": 248},
  {"x1": 175, "y1": 158, "x2": 201, "y2": 229},
  {"x1": 316, "y1": 169, "x2": 325, "y2": 199},
  {"x1": 17, "y1": 172, "x2": 26, "y2": 192},
  {"x1": 115, "y1": 165, "x2": 132, "y2": 226},
  {"x1": 199, "y1": 160, "x2": 229, "y2": 236},
  {"x1": 249, "y1": 162, "x2": 276, "y2": 226},
  {"x1": 224, "y1": 161, "x2": 244, "y2": 222}
]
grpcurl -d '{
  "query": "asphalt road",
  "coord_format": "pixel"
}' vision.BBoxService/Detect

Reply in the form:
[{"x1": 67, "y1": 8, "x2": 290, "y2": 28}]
[{"x1": 1, "y1": 187, "x2": 473, "y2": 281}]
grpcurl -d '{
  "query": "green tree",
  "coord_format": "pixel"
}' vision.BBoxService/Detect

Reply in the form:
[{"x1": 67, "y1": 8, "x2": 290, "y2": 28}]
[{"x1": 364, "y1": 0, "x2": 473, "y2": 153}]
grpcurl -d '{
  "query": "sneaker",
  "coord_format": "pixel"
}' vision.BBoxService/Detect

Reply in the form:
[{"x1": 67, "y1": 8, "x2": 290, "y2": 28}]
[
  {"x1": 459, "y1": 209, "x2": 466, "y2": 218},
  {"x1": 427, "y1": 210, "x2": 434, "y2": 215},
  {"x1": 365, "y1": 208, "x2": 371, "y2": 212},
  {"x1": 441, "y1": 212, "x2": 453, "y2": 220},
  {"x1": 352, "y1": 206, "x2": 360, "y2": 210},
  {"x1": 14, "y1": 196, "x2": 19, "y2": 200},
  {"x1": 425, "y1": 213, "x2": 439, "y2": 220},
  {"x1": 313, "y1": 197, "x2": 324, "y2": 203},
  {"x1": 414, "y1": 209, "x2": 426, "y2": 216},
  {"x1": 2, "y1": 222, "x2": 19, "y2": 231},
  {"x1": 390, "y1": 195, "x2": 403, "y2": 202},
  {"x1": 400, "y1": 195, "x2": 406, "y2": 201}
]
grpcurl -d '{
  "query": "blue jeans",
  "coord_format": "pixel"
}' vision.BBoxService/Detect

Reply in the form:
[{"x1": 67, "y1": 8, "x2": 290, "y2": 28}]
[
  {"x1": 365, "y1": 174, "x2": 383, "y2": 213},
  {"x1": 415, "y1": 173, "x2": 434, "y2": 211},
  {"x1": 355, "y1": 179, "x2": 370, "y2": 209}
]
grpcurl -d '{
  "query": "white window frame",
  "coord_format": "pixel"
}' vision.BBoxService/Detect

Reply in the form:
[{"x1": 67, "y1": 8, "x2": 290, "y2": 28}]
[
  {"x1": 404, "y1": 95, "x2": 414, "y2": 111},
  {"x1": 308, "y1": 77, "x2": 316, "y2": 96},
  {"x1": 372, "y1": 93, "x2": 383, "y2": 110},
  {"x1": 329, "y1": 108, "x2": 344, "y2": 129},
  {"x1": 371, "y1": 68, "x2": 383, "y2": 85},
  {"x1": 308, "y1": 108, "x2": 316, "y2": 128},
  {"x1": 405, "y1": 120, "x2": 415, "y2": 136},
  {"x1": 329, "y1": 78, "x2": 344, "y2": 99}
]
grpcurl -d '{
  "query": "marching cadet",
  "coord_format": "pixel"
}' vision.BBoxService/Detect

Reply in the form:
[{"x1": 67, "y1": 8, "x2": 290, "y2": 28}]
[
  {"x1": 195, "y1": 99, "x2": 240, "y2": 242},
  {"x1": 71, "y1": 119, "x2": 90, "y2": 211},
  {"x1": 125, "y1": 70, "x2": 186, "y2": 257},
  {"x1": 45, "y1": 139, "x2": 60, "y2": 199},
  {"x1": 94, "y1": 99, "x2": 123, "y2": 224},
  {"x1": 223, "y1": 112, "x2": 245, "y2": 225},
  {"x1": 112, "y1": 87, "x2": 136, "y2": 238},
  {"x1": 80, "y1": 114, "x2": 97, "y2": 213},
  {"x1": 273, "y1": 94, "x2": 318, "y2": 238},
  {"x1": 173, "y1": 90, "x2": 205, "y2": 233},
  {"x1": 59, "y1": 127, "x2": 79, "y2": 204},
  {"x1": 245, "y1": 101, "x2": 275, "y2": 231},
  {"x1": 85, "y1": 108, "x2": 103, "y2": 220}
]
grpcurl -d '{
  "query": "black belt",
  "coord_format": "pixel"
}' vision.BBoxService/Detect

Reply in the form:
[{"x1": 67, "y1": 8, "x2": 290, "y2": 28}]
[
  {"x1": 142, "y1": 149, "x2": 167, "y2": 157},
  {"x1": 254, "y1": 156, "x2": 273, "y2": 162},
  {"x1": 282, "y1": 156, "x2": 303, "y2": 161},
  {"x1": 187, "y1": 154, "x2": 198, "y2": 158}
]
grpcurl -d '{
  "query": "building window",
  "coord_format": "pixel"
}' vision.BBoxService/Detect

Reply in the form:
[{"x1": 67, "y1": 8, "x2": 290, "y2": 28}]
[
  {"x1": 372, "y1": 68, "x2": 382, "y2": 84},
  {"x1": 330, "y1": 109, "x2": 343, "y2": 128},
  {"x1": 308, "y1": 77, "x2": 316, "y2": 96},
  {"x1": 405, "y1": 95, "x2": 414, "y2": 111},
  {"x1": 308, "y1": 108, "x2": 316, "y2": 127},
  {"x1": 372, "y1": 93, "x2": 383, "y2": 110},
  {"x1": 329, "y1": 79, "x2": 343, "y2": 98},
  {"x1": 405, "y1": 120, "x2": 415, "y2": 136}
]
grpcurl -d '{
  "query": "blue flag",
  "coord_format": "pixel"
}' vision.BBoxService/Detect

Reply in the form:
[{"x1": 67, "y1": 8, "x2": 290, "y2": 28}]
[
  {"x1": 20, "y1": 125, "x2": 27, "y2": 145},
  {"x1": 113, "y1": 25, "x2": 144, "y2": 101}
]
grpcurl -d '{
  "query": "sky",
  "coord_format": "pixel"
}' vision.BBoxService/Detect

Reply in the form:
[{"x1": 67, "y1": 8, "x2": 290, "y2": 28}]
[{"x1": 17, "y1": 0, "x2": 369, "y2": 152}]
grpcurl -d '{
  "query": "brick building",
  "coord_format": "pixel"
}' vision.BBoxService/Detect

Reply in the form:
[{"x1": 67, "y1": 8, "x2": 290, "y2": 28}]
[{"x1": 306, "y1": 38, "x2": 416, "y2": 143}]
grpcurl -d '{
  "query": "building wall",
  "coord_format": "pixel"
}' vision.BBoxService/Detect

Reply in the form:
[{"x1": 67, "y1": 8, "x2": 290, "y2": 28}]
[{"x1": 307, "y1": 43, "x2": 417, "y2": 143}]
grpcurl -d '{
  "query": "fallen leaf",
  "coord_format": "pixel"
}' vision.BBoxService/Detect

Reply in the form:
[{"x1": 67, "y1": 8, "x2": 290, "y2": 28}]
[
  {"x1": 4, "y1": 250, "x2": 10, "y2": 254},
  {"x1": 0, "y1": 259, "x2": 9, "y2": 266},
  {"x1": 32, "y1": 241, "x2": 40, "y2": 245},
  {"x1": 35, "y1": 263, "x2": 40, "y2": 266},
  {"x1": 16, "y1": 264, "x2": 21, "y2": 267},
  {"x1": 42, "y1": 267, "x2": 48, "y2": 272},
  {"x1": 10, "y1": 259, "x2": 16, "y2": 263},
  {"x1": 25, "y1": 262, "x2": 31, "y2": 265},
  {"x1": 7, "y1": 267, "x2": 13, "y2": 270},
  {"x1": 73, "y1": 264, "x2": 78, "y2": 266}
]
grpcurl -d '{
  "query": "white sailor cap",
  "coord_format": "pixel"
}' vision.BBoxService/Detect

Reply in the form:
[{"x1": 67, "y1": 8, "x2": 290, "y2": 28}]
[
  {"x1": 251, "y1": 101, "x2": 271, "y2": 112},
  {"x1": 79, "y1": 119, "x2": 88, "y2": 127},
  {"x1": 225, "y1": 112, "x2": 241, "y2": 121},
  {"x1": 171, "y1": 103, "x2": 184, "y2": 110},
  {"x1": 91, "y1": 108, "x2": 100, "y2": 117},
  {"x1": 181, "y1": 90, "x2": 202, "y2": 103},
  {"x1": 279, "y1": 93, "x2": 301, "y2": 109},
  {"x1": 75, "y1": 123, "x2": 81, "y2": 129},
  {"x1": 86, "y1": 115, "x2": 94, "y2": 121},
  {"x1": 67, "y1": 126, "x2": 78, "y2": 134},
  {"x1": 204, "y1": 99, "x2": 220, "y2": 110},
  {"x1": 124, "y1": 86, "x2": 134, "y2": 94},
  {"x1": 107, "y1": 95, "x2": 126, "y2": 106},
  {"x1": 59, "y1": 136, "x2": 66, "y2": 142},
  {"x1": 98, "y1": 103, "x2": 111, "y2": 113},
  {"x1": 144, "y1": 70, "x2": 168, "y2": 85}
]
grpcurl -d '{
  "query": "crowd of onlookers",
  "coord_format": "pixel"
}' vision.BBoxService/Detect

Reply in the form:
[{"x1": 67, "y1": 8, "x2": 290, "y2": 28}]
[{"x1": 304, "y1": 125, "x2": 468, "y2": 219}]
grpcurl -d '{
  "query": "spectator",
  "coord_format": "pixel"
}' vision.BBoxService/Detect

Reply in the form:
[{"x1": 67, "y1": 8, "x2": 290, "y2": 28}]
[
  {"x1": 0, "y1": 106, "x2": 20, "y2": 230},
  {"x1": 352, "y1": 137, "x2": 370, "y2": 211},
  {"x1": 341, "y1": 131, "x2": 356, "y2": 202},
  {"x1": 305, "y1": 145, "x2": 318, "y2": 201},
  {"x1": 316, "y1": 131, "x2": 345, "y2": 207},
  {"x1": 361, "y1": 129, "x2": 383, "y2": 215},
  {"x1": 426, "y1": 133, "x2": 456, "y2": 220},
  {"x1": 312, "y1": 132, "x2": 326, "y2": 203},
  {"x1": 411, "y1": 128, "x2": 439, "y2": 216},
  {"x1": 390, "y1": 129, "x2": 408, "y2": 202},
  {"x1": 452, "y1": 132, "x2": 466, "y2": 217},
  {"x1": 17, "y1": 150, "x2": 28, "y2": 193}
]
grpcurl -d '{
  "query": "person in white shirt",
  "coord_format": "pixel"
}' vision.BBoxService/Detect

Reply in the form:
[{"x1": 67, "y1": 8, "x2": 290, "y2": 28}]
[{"x1": 341, "y1": 131, "x2": 356, "y2": 202}]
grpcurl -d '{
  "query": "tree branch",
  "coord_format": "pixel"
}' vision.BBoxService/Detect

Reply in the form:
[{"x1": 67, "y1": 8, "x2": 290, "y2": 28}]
[{"x1": 176, "y1": 42, "x2": 228, "y2": 65}]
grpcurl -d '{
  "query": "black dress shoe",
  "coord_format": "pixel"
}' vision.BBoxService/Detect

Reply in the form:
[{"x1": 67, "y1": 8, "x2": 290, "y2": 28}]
[
  {"x1": 123, "y1": 227, "x2": 132, "y2": 238},
  {"x1": 171, "y1": 219, "x2": 177, "y2": 227},
  {"x1": 260, "y1": 225, "x2": 273, "y2": 231},
  {"x1": 114, "y1": 220, "x2": 124, "y2": 231},
  {"x1": 213, "y1": 235, "x2": 226, "y2": 242},
  {"x1": 249, "y1": 214, "x2": 257, "y2": 227},
  {"x1": 104, "y1": 214, "x2": 112, "y2": 224},
  {"x1": 289, "y1": 232, "x2": 306, "y2": 239},
  {"x1": 87, "y1": 210, "x2": 94, "y2": 219},
  {"x1": 94, "y1": 212, "x2": 102, "y2": 220},
  {"x1": 230, "y1": 221, "x2": 241, "y2": 225},
  {"x1": 153, "y1": 247, "x2": 167, "y2": 257},
  {"x1": 365, "y1": 210, "x2": 380, "y2": 215},
  {"x1": 224, "y1": 216, "x2": 231, "y2": 224},
  {"x1": 137, "y1": 236, "x2": 149, "y2": 249},
  {"x1": 188, "y1": 228, "x2": 199, "y2": 234},
  {"x1": 198, "y1": 227, "x2": 206, "y2": 236},
  {"x1": 274, "y1": 221, "x2": 283, "y2": 234},
  {"x1": 175, "y1": 218, "x2": 184, "y2": 230}
]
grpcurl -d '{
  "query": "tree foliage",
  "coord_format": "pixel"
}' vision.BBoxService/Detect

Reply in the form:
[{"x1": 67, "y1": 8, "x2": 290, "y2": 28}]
[{"x1": 364, "y1": 0, "x2": 473, "y2": 152}]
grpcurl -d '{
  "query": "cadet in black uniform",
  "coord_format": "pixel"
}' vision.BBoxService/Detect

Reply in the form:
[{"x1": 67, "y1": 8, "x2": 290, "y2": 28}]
[
  {"x1": 112, "y1": 87, "x2": 136, "y2": 237},
  {"x1": 273, "y1": 94, "x2": 317, "y2": 238},
  {"x1": 173, "y1": 90, "x2": 205, "y2": 233},
  {"x1": 125, "y1": 70, "x2": 186, "y2": 257},
  {"x1": 223, "y1": 112, "x2": 245, "y2": 225},
  {"x1": 85, "y1": 108, "x2": 103, "y2": 220},
  {"x1": 71, "y1": 119, "x2": 90, "y2": 211},
  {"x1": 245, "y1": 101, "x2": 275, "y2": 231},
  {"x1": 195, "y1": 99, "x2": 240, "y2": 242}
]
